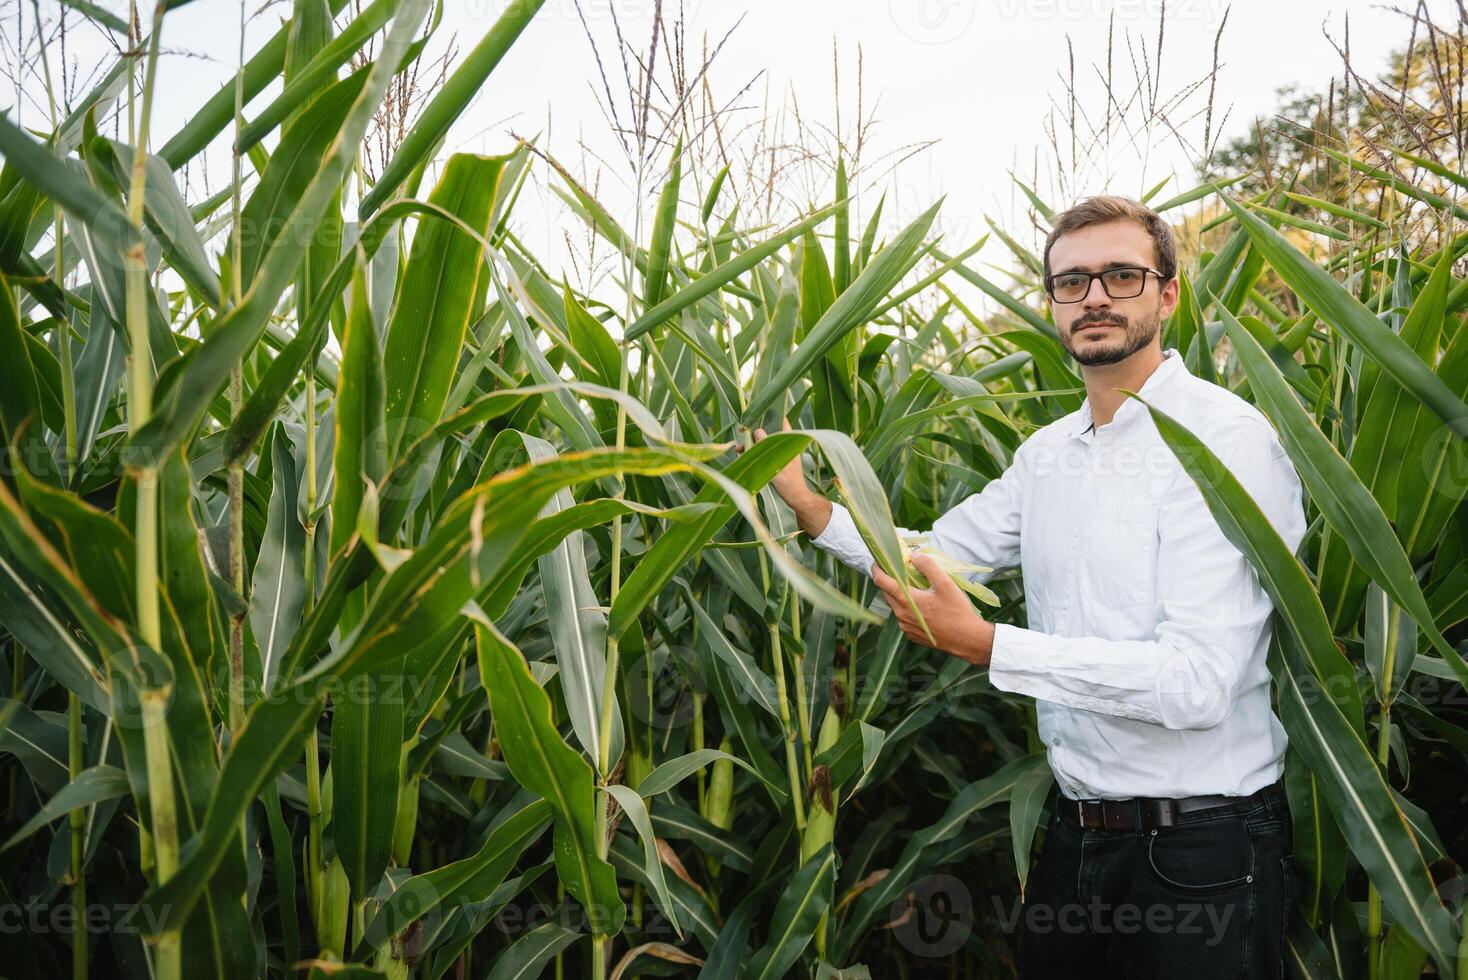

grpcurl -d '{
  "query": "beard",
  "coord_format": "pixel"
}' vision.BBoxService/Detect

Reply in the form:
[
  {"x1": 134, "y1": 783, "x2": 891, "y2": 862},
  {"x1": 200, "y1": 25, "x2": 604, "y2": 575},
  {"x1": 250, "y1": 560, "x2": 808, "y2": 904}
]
[{"x1": 1058, "y1": 303, "x2": 1162, "y2": 366}]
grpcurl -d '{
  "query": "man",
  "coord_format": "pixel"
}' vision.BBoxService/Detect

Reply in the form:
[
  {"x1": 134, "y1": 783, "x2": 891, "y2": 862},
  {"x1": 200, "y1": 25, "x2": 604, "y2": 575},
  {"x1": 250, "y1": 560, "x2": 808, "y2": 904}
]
[{"x1": 752, "y1": 195, "x2": 1307, "y2": 978}]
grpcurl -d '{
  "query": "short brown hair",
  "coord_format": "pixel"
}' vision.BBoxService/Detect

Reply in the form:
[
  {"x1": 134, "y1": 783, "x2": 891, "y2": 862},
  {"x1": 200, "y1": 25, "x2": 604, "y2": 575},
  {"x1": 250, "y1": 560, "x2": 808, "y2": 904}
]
[{"x1": 1042, "y1": 195, "x2": 1178, "y2": 284}]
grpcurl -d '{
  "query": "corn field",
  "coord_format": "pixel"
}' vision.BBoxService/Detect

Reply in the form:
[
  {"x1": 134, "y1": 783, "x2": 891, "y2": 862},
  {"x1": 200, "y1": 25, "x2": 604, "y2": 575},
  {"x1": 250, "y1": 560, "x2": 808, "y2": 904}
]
[{"x1": 0, "y1": 1, "x2": 1466, "y2": 978}]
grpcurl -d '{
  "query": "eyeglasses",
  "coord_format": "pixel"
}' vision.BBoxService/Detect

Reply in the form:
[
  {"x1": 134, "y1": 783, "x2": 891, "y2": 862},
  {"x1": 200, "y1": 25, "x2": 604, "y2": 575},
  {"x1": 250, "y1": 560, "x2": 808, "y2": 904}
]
[{"x1": 1044, "y1": 266, "x2": 1166, "y2": 303}]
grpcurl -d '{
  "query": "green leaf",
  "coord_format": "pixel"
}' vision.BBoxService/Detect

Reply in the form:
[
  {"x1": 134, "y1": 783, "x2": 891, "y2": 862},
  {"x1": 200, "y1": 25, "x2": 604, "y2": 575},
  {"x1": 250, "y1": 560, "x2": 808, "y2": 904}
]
[
  {"x1": 1173, "y1": 269, "x2": 1215, "y2": 383},
  {"x1": 481, "y1": 921, "x2": 582, "y2": 979},
  {"x1": 158, "y1": 447, "x2": 223, "y2": 705},
  {"x1": 138, "y1": 679, "x2": 328, "y2": 935},
  {"x1": 224, "y1": 197, "x2": 480, "y2": 465},
  {"x1": 0, "y1": 277, "x2": 46, "y2": 457},
  {"x1": 0, "y1": 113, "x2": 141, "y2": 257},
  {"x1": 1283, "y1": 191, "x2": 1390, "y2": 231},
  {"x1": 745, "y1": 200, "x2": 942, "y2": 422},
  {"x1": 14, "y1": 464, "x2": 135, "y2": 624},
  {"x1": 1219, "y1": 192, "x2": 1468, "y2": 441},
  {"x1": 608, "y1": 831, "x2": 720, "y2": 949},
  {"x1": 1395, "y1": 315, "x2": 1468, "y2": 563},
  {"x1": 236, "y1": 68, "x2": 367, "y2": 293},
  {"x1": 935, "y1": 245, "x2": 1058, "y2": 338},
  {"x1": 683, "y1": 589, "x2": 779, "y2": 719},
  {"x1": 635, "y1": 747, "x2": 781, "y2": 800},
  {"x1": 1218, "y1": 300, "x2": 1468, "y2": 696},
  {"x1": 0, "y1": 699, "x2": 74, "y2": 796},
  {"x1": 1009, "y1": 762, "x2": 1054, "y2": 896},
  {"x1": 0, "y1": 482, "x2": 134, "y2": 687},
  {"x1": 238, "y1": 0, "x2": 398, "y2": 152},
  {"x1": 1009, "y1": 172, "x2": 1053, "y2": 221},
  {"x1": 865, "y1": 234, "x2": 988, "y2": 323},
  {"x1": 1149, "y1": 173, "x2": 1248, "y2": 212},
  {"x1": 519, "y1": 432, "x2": 623, "y2": 775},
  {"x1": 863, "y1": 385, "x2": 1037, "y2": 470},
  {"x1": 57, "y1": 0, "x2": 128, "y2": 32},
  {"x1": 1284, "y1": 911, "x2": 1344, "y2": 977},
  {"x1": 605, "y1": 784, "x2": 681, "y2": 939},
  {"x1": 471, "y1": 612, "x2": 624, "y2": 937},
  {"x1": 330, "y1": 249, "x2": 388, "y2": 558},
  {"x1": 701, "y1": 164, "x2": 729, "y2": 225},
  {"x1": 354, "y1": 798, "x2": 553, "y2": 958},
  {"x1": 0, "y1": 549, "x2": 108, "y2": 711},
  {"x1": 299, "y1": 447, "x2": 713, "y2": 687},
  {"x1": 644, "y1": 138, "x2": 682, "y2": 309},
  {"x1": 1316, "y1": 146, "x2": 1468, "y2": 222},
  {"x1": 250, "y1": 425, "x2": 307, "y2": 690},
  {"x1": 382, "y1": 152, "x2": 511, "y2": 457},
  {"x1": 2, "y1": 764, "x2": 129, "y2": 852},
  {"x1": 157, "y1": 0, "x2": 354, "y2": 168},
  {"x1": 695, "y1": 880, "x2": 778, "y2": 980},
  {"x1": 89, "y1": 139, "x2": 221, "y2": 307},
  {"x1": 1272, "y1": 630, "x2": 1459, "y2": 976},
  {"x1": 1249, "y1": 203, "x2": 1350, "y2": 242},
  {"x1": 70, "y1": 300, "x2": 124, "y2": 479},
  {"x1": 331, "y1": 667, "x2": 404, "y2": 906},
  {"x1": 1349, "y1": 244, "x2": 1454, "y2": 524},
  {"x1": 626, "y1": 204, "x2": 837, "y2": 340},
  {"x1": 495, "y1": 266, "x2": 602, "y2": 451},
  {"x1": 1131, "y1": 395, "x2": 1365, "y2": 733},
  {"x1": 133, "y1": 0, "x2": 432, "y2": 457},
  {"x1": 563, "y1": 287, "x2": 621, "y2": 389},
  {"x1": 1139, "y1": 174, "x2": 1172, "y2": 204},
  {"x1": 651, "y1": 801, "x2": 754, "y2": 872},
  {"x1": 746, "y1": 843, "x2": 837, "y2": 980},
  {"x1": 835, "y1": 753, "x2": 1042, "y2": 960},
  {"x1": 857, "y1": 191, "x2": 885, "y2": 271},
  {"x1": 608, "y1": 433, "x2": 878, "y2": 640}
]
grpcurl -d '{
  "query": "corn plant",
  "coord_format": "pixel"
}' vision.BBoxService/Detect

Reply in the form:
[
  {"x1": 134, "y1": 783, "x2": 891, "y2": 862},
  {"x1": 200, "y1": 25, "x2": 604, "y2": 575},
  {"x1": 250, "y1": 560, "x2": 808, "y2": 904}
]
[{"x1": 0, "y1": 2, "x2": 1466, "y2": 979}]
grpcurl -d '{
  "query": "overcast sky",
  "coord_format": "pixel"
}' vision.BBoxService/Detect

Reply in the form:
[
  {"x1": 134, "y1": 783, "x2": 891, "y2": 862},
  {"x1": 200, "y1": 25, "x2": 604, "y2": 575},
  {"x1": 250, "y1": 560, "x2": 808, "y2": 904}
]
[{"x1": 13, "y1": 0, "x2": 1439, "y2": 302}]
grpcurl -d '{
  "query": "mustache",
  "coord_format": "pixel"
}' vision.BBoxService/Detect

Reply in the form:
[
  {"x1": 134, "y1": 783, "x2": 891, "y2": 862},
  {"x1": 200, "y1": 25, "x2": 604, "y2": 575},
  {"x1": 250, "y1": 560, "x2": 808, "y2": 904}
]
[{"x1": 1073, "y1": 312, "x2": 1128, "y2": 329}]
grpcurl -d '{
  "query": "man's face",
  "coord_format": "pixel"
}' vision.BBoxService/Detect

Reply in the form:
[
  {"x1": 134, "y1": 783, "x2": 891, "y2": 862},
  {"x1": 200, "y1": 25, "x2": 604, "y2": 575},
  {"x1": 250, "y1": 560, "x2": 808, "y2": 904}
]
[{"x1": 1046, "y1": 219, "x2": 1178, "y2": 367}]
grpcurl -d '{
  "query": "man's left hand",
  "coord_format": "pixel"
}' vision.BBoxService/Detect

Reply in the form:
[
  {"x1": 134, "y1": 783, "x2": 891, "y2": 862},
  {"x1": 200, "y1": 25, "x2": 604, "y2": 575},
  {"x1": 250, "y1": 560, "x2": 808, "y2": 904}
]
[{"x1": 871, "y1": 552, "x2": 995, "y2": 667}]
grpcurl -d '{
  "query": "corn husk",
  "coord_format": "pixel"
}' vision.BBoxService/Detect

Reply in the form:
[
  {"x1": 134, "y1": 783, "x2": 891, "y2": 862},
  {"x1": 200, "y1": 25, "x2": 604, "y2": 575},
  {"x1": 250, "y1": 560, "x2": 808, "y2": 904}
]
[
  {"x1": 704, "y1": 736, "x2": 735, "y2": 877},
  {"x1": 313, "y1": 854, "x2": 349, "y2": 958},
  {"x1": 799, "y1": 706, "x2": 843, "y2": 863},
  {"x1": 829, "y1": 480, "x2": 1005, "y2": 652},
  {"x1": 802, "y1": 706, "x2": 844, "y2": 958},
  {"x1": 898, "y1": 533, "x2": 1003, "y2": 607}
]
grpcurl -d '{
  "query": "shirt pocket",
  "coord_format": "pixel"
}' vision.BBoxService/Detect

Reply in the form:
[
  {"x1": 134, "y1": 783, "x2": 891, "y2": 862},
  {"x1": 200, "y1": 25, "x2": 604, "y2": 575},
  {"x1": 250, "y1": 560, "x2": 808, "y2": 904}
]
[{"x1": 1084, "y1": 495, "x2": 1159, "y2": 610}]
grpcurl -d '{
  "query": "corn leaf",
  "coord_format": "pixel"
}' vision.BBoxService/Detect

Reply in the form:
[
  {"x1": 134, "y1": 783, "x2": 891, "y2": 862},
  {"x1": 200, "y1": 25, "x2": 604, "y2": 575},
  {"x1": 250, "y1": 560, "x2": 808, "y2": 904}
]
[{"x1": 472, "y1": 613, "x2": 625, "y2": 937}]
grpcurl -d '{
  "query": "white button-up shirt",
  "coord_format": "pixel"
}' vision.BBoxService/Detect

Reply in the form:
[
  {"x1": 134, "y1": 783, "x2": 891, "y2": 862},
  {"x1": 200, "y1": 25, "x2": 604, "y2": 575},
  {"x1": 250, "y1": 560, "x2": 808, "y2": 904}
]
[{"x1": 810, "y1": 347, "x2": 1307, "y2": 800}]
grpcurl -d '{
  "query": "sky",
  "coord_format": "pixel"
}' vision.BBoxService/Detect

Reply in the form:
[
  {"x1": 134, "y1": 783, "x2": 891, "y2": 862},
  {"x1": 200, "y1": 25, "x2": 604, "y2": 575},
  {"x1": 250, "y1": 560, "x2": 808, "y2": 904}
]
[{"x1": 11, "y1": 0, "x2": 1442, "y2": 308}]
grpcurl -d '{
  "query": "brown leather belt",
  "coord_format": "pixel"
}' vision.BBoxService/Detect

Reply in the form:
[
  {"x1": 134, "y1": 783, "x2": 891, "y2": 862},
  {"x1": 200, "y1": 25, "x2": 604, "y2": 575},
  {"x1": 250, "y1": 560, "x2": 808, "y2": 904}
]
[{"x1": 1058, "y1": 779, "x2": 1285, "y2": 831}]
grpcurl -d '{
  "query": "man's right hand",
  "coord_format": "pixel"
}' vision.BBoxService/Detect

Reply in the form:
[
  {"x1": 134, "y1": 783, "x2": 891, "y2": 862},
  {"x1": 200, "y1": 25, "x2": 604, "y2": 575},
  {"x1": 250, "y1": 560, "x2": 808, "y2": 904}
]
[
  {"x1": 748, "y1": 418, "x2": 809, "y2": 505},
  {"x1": 740, "y1": 418, "x2": 833, "y2": 538}
]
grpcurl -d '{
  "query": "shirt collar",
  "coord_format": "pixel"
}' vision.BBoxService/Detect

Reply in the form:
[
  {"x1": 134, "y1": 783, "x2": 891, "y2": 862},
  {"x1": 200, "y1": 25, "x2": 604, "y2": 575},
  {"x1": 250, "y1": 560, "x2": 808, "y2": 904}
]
[{"x1": 1067, "y1": 347, "x2": 1187, "y2": 438}]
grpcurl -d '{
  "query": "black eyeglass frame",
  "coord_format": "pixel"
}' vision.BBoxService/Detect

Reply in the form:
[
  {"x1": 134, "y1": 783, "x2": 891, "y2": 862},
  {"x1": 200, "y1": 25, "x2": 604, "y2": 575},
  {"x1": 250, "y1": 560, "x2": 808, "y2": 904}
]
[{"x1": 1043, "y1": 266, "x2": 1169, "y2": 303}]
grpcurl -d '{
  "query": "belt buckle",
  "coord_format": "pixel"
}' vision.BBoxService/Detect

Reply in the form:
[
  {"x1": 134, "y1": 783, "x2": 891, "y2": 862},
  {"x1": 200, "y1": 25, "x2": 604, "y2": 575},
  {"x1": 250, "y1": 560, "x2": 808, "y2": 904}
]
[{"x1": 1076, "y1": 798, "x2": 1113, "y2": 830}]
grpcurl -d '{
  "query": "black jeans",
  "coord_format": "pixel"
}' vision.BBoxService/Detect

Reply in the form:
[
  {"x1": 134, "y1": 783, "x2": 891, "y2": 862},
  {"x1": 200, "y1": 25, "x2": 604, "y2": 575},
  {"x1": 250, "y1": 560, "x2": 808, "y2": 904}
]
[{"x1": 1016, "y1": 781, "x2": 1299, "y2": 979}]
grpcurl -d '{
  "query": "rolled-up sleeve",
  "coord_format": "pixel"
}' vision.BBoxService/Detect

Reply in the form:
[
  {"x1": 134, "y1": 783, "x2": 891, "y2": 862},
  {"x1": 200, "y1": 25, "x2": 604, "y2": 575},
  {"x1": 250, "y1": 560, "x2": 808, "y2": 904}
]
[
  {"x1": 810, "y1": 443, "x2": 1027, "y2": 583},
  {"x1": 987, "y1": 417, "x2": 1306, "y2": 731}
]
